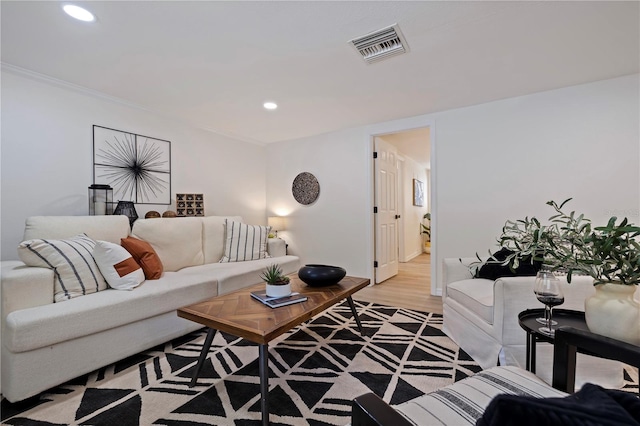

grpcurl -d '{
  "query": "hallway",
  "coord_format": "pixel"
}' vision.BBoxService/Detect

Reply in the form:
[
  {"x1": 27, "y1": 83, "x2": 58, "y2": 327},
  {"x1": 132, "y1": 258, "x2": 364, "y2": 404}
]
[{"x1": 356, "y1": 253, "x2": 442, "y2": 314}]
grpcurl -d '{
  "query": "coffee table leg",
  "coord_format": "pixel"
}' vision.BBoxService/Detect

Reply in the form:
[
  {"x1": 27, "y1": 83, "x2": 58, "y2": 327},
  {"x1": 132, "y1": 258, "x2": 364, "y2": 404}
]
[
  {"x1": 347, "y1": 296, "x2": 364, "y2": 334},
  {"x1": 259, "y1": 344, "x2": 269, "y2": 426},
  {"x1": 190, "y1": 328, "x2": 216, "y2": 387}
]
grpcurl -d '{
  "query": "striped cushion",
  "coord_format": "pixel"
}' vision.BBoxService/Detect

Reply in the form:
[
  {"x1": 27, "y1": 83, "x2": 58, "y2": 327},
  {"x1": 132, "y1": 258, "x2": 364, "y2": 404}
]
[
  {"x1": 18, "y1": 234, "x2": 107, "y2": 302},
  {"x1": 394, "y1": 366, "x2": 567, "y2": 425},
  {"x1": 220, "y1": 220, "x2": 271, "y2": 263}
]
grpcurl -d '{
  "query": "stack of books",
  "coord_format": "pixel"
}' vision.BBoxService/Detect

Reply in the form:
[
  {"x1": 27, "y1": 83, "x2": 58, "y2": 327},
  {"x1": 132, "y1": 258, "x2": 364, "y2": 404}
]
[{"x1": 250, "y1": 290, "x2": 308, "y2": 308}]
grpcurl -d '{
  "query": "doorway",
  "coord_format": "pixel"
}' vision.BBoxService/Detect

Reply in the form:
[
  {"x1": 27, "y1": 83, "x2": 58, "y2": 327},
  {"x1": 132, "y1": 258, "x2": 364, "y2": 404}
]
[{"x1": 373, "y1": 127, "x2": 431, "y2": 288}]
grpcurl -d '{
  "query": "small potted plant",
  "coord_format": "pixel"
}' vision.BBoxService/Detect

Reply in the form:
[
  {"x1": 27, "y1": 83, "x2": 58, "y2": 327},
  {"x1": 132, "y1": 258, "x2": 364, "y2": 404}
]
[{"x1": 261, "y1": 264, "x2": 292, "y2": 297}]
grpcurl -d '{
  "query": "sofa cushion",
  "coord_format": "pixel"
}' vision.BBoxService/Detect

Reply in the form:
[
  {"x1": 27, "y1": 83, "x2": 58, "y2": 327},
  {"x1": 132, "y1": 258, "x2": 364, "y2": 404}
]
[
  {"x1": 17, "y1": 234, "x2": 108, "y2": 302},
  {"x1": 4, "y1": 271, "x2": 218, "y2": 353},
  {"x1": 202, "y1": 216, "x2": 243, "y2": 264},
  {"x1": 131, "y1": 217, "x2": 204, "y2": 272},
  {"x1": 23, "y1": 215, "x2": 130, "y2": 244},
  {"x1": 121, "y1": 236, "x2": 163, "y2": 279},
  {"x1": 94, "y1": 241, "x2": 145, "y2": 290},
  {"x1": 181, "y1": 254, "x2": 300, "y2": 295},
  {"x1": 220, "y1": 220, "x2": 271, "y2": 262},
  {"x1": 446, "y1": 278, "x2": 494, "y2": 324}
]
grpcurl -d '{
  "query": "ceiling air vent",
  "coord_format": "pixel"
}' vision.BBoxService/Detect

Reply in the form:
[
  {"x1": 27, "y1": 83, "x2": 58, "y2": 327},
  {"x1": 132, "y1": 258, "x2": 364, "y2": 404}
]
[{"x1": 349, "y1": 24, "x2": 409, "y2": 64}]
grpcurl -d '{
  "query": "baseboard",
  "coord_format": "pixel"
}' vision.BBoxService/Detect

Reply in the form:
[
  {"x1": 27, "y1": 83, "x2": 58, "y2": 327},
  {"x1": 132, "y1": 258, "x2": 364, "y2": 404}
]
[{"x1": 403, "y1": 250, "x2": 423, "y2": 262}]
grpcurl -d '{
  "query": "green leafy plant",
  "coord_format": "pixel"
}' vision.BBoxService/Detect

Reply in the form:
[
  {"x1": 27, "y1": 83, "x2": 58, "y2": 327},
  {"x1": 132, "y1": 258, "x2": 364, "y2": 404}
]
[
  {"x1": 491, "y1": 199, "x2": 640, "y2": 285},
  {"x1": 546, "y1": 200, "x2": 640, "y2": 285},
  {"x1": 260, "y1": 264, "x2": 291, "y2": 286},
  {"x1": 422, "y1": 212, "x2": 431, "y2": 241}
]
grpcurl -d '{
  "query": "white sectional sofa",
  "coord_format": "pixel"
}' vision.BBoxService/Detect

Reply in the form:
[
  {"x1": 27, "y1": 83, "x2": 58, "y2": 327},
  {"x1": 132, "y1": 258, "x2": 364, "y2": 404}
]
[
  {"x1": 442, "y1": 257, "x2": 622, "y2": 389},
  {"x1": 1, "y1": 215, "x2": 299, "y2": 402}
]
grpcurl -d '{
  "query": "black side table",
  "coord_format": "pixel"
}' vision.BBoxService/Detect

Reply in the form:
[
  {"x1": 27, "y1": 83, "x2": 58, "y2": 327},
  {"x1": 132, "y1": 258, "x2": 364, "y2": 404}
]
[{"x1": 518, "y1": 308, "x2": 589, "y2": 373}]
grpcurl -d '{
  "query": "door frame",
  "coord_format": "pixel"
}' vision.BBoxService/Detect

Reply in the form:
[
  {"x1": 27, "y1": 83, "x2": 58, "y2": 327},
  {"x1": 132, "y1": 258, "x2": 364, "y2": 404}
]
[{"x1": 367, "y1": 117, "x2": 438, "y2": 295}]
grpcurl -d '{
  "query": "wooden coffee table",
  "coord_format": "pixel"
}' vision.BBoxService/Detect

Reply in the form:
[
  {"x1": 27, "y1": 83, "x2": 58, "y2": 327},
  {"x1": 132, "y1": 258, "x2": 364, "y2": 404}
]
[{"x1": 177, "y1": 274, "x2": 370, "y2": 425}]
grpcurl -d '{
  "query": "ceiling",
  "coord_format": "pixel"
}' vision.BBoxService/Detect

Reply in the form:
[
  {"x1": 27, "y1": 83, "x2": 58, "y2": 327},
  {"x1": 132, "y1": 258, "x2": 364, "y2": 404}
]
[{"x1": 2, "y1": 1, "x2": 638, "y2": 145}]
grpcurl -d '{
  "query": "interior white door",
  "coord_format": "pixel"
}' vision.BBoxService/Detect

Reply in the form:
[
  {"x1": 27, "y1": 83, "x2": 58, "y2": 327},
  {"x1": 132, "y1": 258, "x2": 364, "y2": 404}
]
[{"x1": 374, "y1": 137, "x2": 399, "y2": 283}]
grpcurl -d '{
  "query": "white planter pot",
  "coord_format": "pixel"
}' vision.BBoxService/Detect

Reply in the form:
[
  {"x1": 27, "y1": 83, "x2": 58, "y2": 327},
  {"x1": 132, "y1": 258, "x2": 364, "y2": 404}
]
[
  {"x1": 266, "y1": 283, "x2": 291, "y2": 298},
  {"x1": 585, "y1": 283, "x2": 640, "y2": 345}
]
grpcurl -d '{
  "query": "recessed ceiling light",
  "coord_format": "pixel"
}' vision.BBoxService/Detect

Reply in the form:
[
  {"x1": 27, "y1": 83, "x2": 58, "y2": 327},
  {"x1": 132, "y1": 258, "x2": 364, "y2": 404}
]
[
  {"x1": 63, "y1": 4, "x2": 95, "y2": 22},
  {"x1": 263, "y1": 102, "x2": 278, "y2": 110}
]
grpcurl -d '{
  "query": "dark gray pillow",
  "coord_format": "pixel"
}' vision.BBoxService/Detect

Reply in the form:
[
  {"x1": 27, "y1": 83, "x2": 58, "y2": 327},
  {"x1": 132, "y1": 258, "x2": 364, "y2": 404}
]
[
  {"x1": 476, "y1": 248, "x2": 541, "y2": 280},
  {"x1": 476, "y1": 383, "x2": 640, "y2": 426}
]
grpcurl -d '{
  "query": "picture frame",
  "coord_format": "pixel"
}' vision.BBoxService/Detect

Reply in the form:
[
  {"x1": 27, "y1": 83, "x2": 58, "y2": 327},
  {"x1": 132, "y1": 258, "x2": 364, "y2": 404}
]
[
  {"x1": 93, "y1": 125, "x2": 171, "y2": 205},
  {"x1": 176, "y1": 193, "x2": 204, "y2": 217},
  {"x1": 413, "y1": 179, "x2": 424, "y2": 207}
]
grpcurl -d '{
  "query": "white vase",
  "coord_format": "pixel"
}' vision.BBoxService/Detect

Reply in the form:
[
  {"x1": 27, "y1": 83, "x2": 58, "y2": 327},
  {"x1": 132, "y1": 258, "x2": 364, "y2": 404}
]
[
  {"x1": 266, "y1": 283, "x2": 291, "y2": 298},
  {"x1": 584, "y1": 283, "x2": 640, "y2": 345}
]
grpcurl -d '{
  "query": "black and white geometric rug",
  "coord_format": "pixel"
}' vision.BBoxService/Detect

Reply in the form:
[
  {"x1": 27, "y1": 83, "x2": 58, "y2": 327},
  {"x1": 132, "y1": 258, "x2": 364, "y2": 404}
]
[{"x1": 1, "y1": 301, "x2": 482, "y2": 425}]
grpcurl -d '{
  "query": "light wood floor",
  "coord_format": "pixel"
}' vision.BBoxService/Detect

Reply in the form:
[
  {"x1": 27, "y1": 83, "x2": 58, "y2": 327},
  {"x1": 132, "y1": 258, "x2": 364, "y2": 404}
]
[{"x1": 355, "y1": 253, "x2": 443, "y2": 314}]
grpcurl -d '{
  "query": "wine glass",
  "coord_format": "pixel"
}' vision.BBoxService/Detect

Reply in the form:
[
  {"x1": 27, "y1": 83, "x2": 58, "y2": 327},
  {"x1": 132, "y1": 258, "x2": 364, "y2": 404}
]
[
  {"x1": 533, "y1": 270, "x2": 558, "y2": 326},
  {"x1": 534, "y1": 272, "x2": 564, "y2": 336}
]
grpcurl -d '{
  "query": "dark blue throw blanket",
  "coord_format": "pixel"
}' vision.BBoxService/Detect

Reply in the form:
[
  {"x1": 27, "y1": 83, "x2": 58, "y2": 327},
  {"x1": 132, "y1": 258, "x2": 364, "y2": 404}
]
[{"x1": 476, "y1": 384, "x2": 640, "y2": 426}]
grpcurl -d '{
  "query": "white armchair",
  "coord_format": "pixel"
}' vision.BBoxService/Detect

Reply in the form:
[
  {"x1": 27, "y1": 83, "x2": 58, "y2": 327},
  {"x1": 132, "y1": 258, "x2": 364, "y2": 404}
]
[{"x1": 441, "y1": 257, "x2": 623, "y2": 388}]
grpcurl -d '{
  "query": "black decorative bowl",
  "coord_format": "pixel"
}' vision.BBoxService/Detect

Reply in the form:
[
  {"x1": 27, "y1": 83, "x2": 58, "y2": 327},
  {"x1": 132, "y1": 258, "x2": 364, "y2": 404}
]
[{"x1": 298, "y1": 264, "x2": 347, "y2": 287}]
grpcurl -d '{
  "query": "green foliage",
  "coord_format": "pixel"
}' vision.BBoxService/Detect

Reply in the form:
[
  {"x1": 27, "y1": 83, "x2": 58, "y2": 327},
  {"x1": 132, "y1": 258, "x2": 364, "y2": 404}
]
[
  {"x1": 422, "y1": 212, "x2": 431, "y2": 241},
  {"x1": 494, "y1": 199, "x2": 640, "y2": 285},
  {"x1": 260, "y1": 264, "x2": 291, "y2": 286}
]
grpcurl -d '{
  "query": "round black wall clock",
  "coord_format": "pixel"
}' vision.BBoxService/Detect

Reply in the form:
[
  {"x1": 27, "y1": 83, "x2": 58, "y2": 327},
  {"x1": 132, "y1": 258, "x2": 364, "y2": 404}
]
[{"x1": 292, "y1": 172, "x2": 320, "y2": 205}]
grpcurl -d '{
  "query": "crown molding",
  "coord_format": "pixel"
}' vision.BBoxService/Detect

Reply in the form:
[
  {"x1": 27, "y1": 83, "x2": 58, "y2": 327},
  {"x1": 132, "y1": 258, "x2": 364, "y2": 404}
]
[
  {"x1": 1, "y1": 62, "x2": 151, "y2": 111},
  {"x1": 1, "y1": 62, "x2": 266, "y2": 146}
]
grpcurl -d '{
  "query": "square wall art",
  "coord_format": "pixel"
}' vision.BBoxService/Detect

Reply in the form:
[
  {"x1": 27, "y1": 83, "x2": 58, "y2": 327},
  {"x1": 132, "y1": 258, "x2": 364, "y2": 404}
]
[
  {"x1": 93, "y1": 125, "x2": 171, "y2": 205},
  {"x1": 176, "y1": 193, "x2": 204, "y2": 217}
]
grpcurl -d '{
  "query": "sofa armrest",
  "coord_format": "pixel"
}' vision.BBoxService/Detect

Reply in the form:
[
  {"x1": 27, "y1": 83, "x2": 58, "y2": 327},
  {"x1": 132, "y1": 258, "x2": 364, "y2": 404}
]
[
  {"x1": 442, "y1": 257, "x2": 476, "y2": 299},
  {"x1": 267, "y1": 238, "x2": 286, "y2": 258},
  {"x1": 351, "y1": 393, "x2": 412, "y2": 426},
  {"x1": 443, "y1": 257, "x2": 476, "y2": 285},
  {"x1": 1, "y1": 261, "x2": 54, "y2": 318},
  {"x1": 553, "y1": 327, "x2": 640, "y2": 394}
]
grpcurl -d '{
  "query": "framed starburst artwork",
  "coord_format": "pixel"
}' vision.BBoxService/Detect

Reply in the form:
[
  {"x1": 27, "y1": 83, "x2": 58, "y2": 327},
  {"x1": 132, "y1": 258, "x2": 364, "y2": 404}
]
[{"x1": 93, "y1": 125, "x2": 171, "y2": 205}]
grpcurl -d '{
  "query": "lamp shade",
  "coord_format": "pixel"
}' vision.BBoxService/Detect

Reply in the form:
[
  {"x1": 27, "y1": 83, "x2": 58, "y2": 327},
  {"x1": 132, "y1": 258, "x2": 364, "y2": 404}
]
[
  {"x1": 268, "y1": 216, "x2": 286, "y2": 232},
  {"x1": 114, "y1": 201, "x2": 138, "y2": 227}
]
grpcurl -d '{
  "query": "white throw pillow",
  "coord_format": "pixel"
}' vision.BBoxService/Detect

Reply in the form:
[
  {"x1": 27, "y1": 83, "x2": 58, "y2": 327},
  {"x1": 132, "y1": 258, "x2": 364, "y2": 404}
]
[
  {"x1": 220, "y1": 220, "x2": 271, "y2": 262},
  {"x1": 18, "y1": 234, "x2": 107, "y2": 302},
  {"x1": 94, "y1": 241, "x2": 145, "y2": 290},
  {"x1": 202, "y1": 215, "x2": 243, "y2": 263}
]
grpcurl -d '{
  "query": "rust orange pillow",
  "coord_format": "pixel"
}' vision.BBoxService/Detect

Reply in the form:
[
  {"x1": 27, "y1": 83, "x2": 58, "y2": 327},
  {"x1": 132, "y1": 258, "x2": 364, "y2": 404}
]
[{"x1": 121, "y1": 237, "x2": 163, "y2": 280}]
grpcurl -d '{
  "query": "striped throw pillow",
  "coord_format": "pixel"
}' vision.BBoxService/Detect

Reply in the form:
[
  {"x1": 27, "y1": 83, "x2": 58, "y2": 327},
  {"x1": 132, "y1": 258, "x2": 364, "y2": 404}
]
[
  {"x1": 220, "y1": 220, "x2": 271, "y2": 262},
  {"x1": 18, "y1": 234, "x2": 108, "y2": 302}
]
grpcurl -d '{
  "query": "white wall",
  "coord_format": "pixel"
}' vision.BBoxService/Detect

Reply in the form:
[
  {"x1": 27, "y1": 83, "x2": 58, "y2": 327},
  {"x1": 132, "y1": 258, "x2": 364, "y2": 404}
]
[
  {"x1": 433, "y1": 74, "x2": 639, "y2": 278},
  {"x1": 1, "y1": 70, "x2": 267, "y2": 260},
  {"x1": 266, "y1": 74, "x2": 640, "y2": 295},
  {"x1": 265, "y1": 127, "x2": 372, "y2": 279}
]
